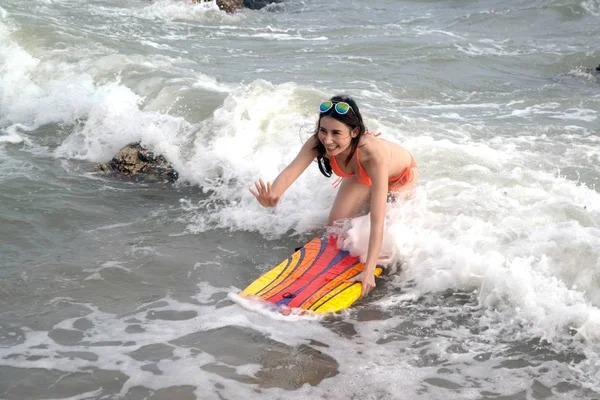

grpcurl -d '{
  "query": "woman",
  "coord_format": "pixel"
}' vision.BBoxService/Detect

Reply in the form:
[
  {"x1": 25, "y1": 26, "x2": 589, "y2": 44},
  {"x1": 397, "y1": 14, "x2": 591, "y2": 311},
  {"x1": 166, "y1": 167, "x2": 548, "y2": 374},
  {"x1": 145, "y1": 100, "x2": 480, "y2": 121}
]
[{"x1": 250, "y1": 95, "x2": 418, "y2": 297}]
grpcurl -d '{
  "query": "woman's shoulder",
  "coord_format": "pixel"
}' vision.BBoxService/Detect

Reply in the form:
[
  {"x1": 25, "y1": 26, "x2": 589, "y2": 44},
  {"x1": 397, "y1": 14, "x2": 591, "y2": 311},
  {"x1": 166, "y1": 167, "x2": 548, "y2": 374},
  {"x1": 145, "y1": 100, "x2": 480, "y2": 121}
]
[
  {"x1": 359, "y1": 134, "x2": 388, "y2": 160},
  {"x1": 361, "y1": 132, "x2": 395, "y2": 149},
  {"x1": 361, "y1": 133, "x2": 410, "y2": 162}
]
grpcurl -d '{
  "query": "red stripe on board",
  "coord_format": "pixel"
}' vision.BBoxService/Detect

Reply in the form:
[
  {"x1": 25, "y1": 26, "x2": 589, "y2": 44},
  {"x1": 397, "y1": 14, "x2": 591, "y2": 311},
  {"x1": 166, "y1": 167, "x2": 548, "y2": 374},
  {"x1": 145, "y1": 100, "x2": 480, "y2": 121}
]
[
  {"x1": 263, "y1": 236, "x2": 340, "y2": 303},
  {"x1": 261, "y1": 237, "x2": 326, "y2": 301},
  {"x1": 286, "y1": 249, "x2": 359, "y2": 308}
]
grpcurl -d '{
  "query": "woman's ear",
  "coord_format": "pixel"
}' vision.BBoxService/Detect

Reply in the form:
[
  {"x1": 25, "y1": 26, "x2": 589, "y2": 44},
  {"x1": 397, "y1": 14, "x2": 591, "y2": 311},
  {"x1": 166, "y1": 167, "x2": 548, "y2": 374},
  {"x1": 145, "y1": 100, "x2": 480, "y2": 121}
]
[{"x1": 351, "y1": 127, "x2": 359, "y2": 138}]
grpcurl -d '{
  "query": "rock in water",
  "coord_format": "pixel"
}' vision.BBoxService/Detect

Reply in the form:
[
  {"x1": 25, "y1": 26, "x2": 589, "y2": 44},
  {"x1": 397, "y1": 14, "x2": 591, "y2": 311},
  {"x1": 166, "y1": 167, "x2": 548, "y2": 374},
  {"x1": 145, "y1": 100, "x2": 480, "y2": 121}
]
[
  {"x1": 193, "y1": 0, "x2": 282, "y2": 12},
  {"x1": 216, "y1": 0, "x2": 244, "y2": 13},
  {"x1": 98, "y1": 143, "x2": 178, "y2": 183},
  {"x1": 243, "y1": 0, "x2": 284, "y2": 9}
]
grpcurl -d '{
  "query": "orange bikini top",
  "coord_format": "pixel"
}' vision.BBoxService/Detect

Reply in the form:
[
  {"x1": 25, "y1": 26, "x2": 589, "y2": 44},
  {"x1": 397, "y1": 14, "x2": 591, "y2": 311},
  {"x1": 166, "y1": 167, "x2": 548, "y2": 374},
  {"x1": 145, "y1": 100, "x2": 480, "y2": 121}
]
[
  {"x1": 328, "y1": 132, "x2": 417, "y2": 188},
  {"x1": 329, "y1": 132, "x2": 380, "y2": 186},
  {"x1": 329, "y1": 145, "x2": 372, "y2": 185}
]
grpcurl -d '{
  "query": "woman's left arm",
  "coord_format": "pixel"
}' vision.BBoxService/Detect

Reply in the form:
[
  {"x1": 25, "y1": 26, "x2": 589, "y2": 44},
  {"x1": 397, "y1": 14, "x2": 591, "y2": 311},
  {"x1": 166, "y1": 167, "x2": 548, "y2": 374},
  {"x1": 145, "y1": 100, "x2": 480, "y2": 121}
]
[{"x1": 354, "y1": 141, "x2": 389, "y2": 296}]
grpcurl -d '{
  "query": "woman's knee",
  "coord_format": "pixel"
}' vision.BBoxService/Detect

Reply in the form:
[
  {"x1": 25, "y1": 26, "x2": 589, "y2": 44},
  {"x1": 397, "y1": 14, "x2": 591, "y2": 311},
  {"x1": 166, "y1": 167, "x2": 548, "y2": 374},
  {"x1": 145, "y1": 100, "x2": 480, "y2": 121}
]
[
  {"x1": 328, "y1": 202, "x2": 360, "y2": 225},
  {"x1": 328, "y1": 180, "x2": 370, "y2": 224}
]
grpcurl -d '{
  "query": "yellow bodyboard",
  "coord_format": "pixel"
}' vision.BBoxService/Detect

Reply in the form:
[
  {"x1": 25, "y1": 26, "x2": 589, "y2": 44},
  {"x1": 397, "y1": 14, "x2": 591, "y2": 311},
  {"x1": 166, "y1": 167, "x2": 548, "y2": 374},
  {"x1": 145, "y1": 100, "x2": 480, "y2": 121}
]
[{"x1": 240, "y1": 236, "x2": 383, "y2": 313}]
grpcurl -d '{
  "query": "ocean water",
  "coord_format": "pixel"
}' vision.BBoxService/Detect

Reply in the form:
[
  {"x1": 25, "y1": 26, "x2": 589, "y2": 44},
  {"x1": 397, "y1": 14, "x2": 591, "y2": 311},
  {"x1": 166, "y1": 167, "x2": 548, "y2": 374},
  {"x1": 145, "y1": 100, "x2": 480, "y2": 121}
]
[{"x1": 1, "y1": 0, "x2": 600, "y2": 398}]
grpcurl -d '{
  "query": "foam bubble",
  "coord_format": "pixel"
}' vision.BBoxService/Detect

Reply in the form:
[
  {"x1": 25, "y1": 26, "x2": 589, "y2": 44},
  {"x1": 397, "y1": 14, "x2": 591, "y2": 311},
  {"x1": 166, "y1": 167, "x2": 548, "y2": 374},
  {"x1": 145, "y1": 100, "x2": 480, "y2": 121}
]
[
  {"x1": 192, "y1": 73, "x2": 238, "y2": 93},
  {"x1": 0, "y1": 128, "x2": 31, "y2": 145}
]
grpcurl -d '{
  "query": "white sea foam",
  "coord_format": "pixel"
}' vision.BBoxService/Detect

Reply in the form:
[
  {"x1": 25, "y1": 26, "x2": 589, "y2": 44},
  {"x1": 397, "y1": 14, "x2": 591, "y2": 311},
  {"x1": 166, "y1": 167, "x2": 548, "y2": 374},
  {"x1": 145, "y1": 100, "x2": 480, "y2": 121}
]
[
  {"x1": 0, "y1": 21, "x2": 195, "y2": 165},
  {"x1": 0, "y1": 130, "x2": 30, "y2": 145},
  {"x1": 5, "y1": 289, "x2": 570, "y2": 400},
  {"x1": 414, "y1": 27, "x2": 464, "y2": 39},
  {"x1": 454, "y1": 41, "x2": 527, "y2": 57},
  {"x1": 0, "y1": 25, "x2": 41, "y2": 126},
  {"x1": 192, "y1": 72, "x2": 238, "y2": 93},
  {"x1": 180, "y1": 79, "x2": 335, "y2": 236},
  {"x1": 140, "y1": 40, "x2": 174, "y2": 51},
  {"x1": 374, "y1": 174, "x2": 600, "y2": 344},
  {"x1": 581, "y1": 0, "x2": 600, "y2": 16},
  {"x1": 250, "y1": 32, "x2": 327, "y2": 41},
  {"x1": 136, "y1": 0, "x2": 241, "y2": 22}
]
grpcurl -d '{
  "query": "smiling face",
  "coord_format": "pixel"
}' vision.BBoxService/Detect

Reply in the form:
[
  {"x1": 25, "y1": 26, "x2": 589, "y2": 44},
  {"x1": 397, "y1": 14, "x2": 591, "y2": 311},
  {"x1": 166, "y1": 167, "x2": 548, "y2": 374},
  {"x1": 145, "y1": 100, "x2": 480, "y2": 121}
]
[{"x1": 317, "y1": 116, "x2": 358, "y2": 158}]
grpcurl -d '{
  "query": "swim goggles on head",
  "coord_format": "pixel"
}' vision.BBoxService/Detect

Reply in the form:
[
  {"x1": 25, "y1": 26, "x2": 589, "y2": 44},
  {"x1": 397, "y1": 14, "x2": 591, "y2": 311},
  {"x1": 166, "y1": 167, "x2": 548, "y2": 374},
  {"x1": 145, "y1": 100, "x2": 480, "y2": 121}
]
[{"x1": 319, "y1": 100, "x2": 353, "y2": 115}]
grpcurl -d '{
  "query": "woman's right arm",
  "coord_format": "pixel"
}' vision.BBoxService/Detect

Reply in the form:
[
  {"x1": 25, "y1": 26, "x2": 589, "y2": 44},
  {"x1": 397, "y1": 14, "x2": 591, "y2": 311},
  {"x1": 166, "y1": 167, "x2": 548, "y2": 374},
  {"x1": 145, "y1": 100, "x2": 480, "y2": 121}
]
[{"x1": 250, "y1": 136, "x2": 319, "y2": 207}]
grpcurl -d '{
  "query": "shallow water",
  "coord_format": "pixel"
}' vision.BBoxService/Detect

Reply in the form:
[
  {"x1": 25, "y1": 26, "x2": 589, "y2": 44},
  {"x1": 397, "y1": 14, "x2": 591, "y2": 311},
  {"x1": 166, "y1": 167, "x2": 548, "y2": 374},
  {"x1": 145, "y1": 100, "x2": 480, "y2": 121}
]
[{"x1": 1, "y1": 0, "x2": 600, "y2": 399}]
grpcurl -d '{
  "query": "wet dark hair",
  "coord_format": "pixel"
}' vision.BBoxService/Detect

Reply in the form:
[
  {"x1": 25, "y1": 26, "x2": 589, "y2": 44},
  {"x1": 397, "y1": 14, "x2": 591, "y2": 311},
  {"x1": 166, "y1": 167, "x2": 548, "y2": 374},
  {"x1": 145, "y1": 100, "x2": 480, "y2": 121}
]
[{"x1": 312, "y1": 95, "x2": 367, "y2": 178}]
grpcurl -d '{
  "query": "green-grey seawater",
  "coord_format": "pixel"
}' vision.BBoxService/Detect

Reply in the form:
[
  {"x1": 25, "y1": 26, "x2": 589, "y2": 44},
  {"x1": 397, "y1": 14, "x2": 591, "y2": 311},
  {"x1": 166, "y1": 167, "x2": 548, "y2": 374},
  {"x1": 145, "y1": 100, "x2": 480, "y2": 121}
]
[{"x1": 1, "y1": 0, "x2": 599, "y2": 398}]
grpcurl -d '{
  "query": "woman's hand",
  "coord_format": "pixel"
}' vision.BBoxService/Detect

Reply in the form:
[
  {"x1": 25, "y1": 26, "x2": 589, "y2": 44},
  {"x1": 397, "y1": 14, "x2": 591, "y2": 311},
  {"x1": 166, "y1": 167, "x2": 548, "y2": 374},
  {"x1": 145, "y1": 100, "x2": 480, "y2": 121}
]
[
  {"x1": 347, "y1": 270, "x2": 376, "y2": 297},
  {"x1": 249, "y1": 179, "x2": 280, "y2": 207}
]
